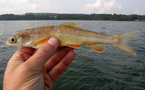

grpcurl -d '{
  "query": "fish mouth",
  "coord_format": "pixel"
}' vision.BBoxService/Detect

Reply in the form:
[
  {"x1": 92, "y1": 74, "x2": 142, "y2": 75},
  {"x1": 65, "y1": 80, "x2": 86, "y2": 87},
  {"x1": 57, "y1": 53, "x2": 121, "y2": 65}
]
[{"x1": 5, "y1": 39, "x2": 9, "y2": 45}]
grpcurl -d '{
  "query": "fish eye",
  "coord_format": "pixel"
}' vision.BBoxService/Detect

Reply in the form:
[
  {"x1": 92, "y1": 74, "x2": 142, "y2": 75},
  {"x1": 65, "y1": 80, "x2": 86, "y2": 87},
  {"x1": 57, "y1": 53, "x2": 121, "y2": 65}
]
[{"x1": 10, "y1": 36, "x2": 17, "y2": 43}]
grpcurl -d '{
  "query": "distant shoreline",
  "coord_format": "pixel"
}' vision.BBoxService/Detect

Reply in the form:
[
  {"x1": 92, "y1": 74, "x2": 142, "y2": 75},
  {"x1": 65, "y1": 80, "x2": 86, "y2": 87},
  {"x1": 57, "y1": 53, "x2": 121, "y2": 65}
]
[
  {"x1": 0, "y1": 13, "x2": 145, "y2": 21},
  {"x1": 0, "y1": 20, "x2": 144, "y2": 22}
]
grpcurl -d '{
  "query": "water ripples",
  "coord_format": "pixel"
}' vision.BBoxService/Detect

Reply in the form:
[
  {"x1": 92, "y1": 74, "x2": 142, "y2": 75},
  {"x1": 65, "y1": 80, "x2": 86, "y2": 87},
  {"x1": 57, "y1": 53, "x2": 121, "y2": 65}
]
[{"x1": 0, "y1": 20, "x2": 145, "y2": 90}]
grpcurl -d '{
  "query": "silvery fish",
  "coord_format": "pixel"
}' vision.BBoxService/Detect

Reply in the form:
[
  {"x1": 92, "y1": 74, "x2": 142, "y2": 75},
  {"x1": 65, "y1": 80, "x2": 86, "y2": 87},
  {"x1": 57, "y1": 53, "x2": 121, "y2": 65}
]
[{"x1": 5, "y1": 22, "x2": 139, "y2": 55}]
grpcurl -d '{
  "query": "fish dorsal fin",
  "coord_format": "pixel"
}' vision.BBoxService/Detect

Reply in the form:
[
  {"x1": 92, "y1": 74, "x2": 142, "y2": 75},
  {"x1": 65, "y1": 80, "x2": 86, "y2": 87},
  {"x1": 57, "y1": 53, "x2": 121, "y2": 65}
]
[
  {"x1": 61, "y1": 22, "x2": 81, "y2": 26},
  {"x1": 33, "y1": 36, "x2": 50, "y2": 46},
  {"x1": 88, "y1": 44, "x2": 106, "y2": 52}
]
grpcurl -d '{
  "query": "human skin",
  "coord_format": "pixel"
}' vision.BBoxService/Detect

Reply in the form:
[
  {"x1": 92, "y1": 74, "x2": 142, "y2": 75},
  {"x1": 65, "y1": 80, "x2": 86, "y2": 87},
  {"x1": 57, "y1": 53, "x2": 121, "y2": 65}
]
[{"x1": 3, "y1": 37, "x2": 75, "y2": 90}]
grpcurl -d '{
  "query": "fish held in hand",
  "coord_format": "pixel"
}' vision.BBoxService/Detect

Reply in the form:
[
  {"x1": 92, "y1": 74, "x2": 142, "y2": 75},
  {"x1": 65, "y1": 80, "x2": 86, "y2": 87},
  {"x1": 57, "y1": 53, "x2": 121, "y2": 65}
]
[{"x1": 5, "y1": 22, "x2": 139, "y2": 55}]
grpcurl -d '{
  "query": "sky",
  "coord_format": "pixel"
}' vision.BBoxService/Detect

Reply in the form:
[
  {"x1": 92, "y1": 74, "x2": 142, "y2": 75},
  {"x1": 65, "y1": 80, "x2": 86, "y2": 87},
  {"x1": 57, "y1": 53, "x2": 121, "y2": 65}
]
[{"x1": 0, "y1": 0, "x2": 145, "y2": 15}]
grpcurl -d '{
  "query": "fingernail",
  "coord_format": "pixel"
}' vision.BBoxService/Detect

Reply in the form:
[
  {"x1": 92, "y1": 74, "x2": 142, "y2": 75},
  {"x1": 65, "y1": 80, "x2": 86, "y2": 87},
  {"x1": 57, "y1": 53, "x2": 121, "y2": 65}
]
[{"x1": 47, "y1": 37, "x2": 58, "y2": 46}]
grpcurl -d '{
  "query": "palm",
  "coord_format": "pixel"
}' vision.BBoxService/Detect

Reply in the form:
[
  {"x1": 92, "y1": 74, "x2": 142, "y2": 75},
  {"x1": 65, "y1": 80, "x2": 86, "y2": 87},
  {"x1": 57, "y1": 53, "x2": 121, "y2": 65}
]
[{"x1": 4, "y1": 47, "x2": 75, "y2": 90}]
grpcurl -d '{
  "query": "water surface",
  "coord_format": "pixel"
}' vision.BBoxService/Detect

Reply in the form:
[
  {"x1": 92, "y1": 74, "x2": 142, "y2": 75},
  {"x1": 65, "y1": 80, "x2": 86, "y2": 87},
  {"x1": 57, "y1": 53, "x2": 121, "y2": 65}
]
[{"x1": 0, "y1": 20, "x2": 145, "y2": 90}]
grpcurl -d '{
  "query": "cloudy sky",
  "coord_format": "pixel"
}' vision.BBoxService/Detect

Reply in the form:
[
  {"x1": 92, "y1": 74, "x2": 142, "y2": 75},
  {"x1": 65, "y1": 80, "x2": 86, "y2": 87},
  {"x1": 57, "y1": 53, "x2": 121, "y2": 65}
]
[{"x1": 0, "y1": 0, "x2": 145, "y2": 15}]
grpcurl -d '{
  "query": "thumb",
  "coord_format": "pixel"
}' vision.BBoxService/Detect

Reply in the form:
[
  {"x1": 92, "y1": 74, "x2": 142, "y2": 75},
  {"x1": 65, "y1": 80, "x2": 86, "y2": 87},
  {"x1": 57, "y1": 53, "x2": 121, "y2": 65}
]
[{"x1": 26, "y1": 37, "x2": 59, "y2": 68}]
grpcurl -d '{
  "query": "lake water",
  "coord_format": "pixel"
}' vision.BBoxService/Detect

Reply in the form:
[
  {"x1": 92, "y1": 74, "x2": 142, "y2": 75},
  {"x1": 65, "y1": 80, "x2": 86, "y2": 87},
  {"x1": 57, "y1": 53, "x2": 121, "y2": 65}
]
[{"x1": 0, "y1": 20, "x2": 145, "y2": 90}]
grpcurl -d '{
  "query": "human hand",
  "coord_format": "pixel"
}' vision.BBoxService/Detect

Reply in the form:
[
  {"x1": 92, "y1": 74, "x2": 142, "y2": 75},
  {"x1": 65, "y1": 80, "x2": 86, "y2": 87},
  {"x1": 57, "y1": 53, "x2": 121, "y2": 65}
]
[{"x1": 3, "y1": 37, "x2": 75, "y2": 90}]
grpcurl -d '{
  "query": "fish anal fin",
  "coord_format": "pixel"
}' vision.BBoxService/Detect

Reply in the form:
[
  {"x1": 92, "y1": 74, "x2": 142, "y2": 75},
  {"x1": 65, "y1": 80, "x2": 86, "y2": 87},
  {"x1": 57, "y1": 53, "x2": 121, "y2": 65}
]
[
  {"x1": 67, "y1": 45, "x2": 80, "y2": 48},
  {"x1": 88, "y1": 44, "x2": 106, "y2": 52},
  {"x1": 33, "y1": 36, "x2": 50, "y2": 46},
  {"x1": 61, "y1": 22, "x2": 81, "y2": 26}
]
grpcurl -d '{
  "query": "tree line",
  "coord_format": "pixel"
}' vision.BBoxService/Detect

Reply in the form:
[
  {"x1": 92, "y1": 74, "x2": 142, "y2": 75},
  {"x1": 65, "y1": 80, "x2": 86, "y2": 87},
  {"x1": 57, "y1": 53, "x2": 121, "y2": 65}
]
[{"x1": 0, "y1": 13, "x2": 145, "y2": 21}]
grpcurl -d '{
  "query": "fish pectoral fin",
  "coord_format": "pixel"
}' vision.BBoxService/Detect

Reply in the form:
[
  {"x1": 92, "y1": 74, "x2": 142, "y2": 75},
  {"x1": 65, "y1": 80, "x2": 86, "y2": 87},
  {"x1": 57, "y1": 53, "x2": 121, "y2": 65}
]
[
  {"x1": 61, "y1": 22, "x2": 82, "y2": 26},
  {"x1": 33, "y1": 36, "x2": 50, "y2": 46},
  {"x1": 88, "y1": 44, "x2": 106, "y2": 52},
  {"x1": 67, "y1": 45, "x2": 80, "y2": 48}
]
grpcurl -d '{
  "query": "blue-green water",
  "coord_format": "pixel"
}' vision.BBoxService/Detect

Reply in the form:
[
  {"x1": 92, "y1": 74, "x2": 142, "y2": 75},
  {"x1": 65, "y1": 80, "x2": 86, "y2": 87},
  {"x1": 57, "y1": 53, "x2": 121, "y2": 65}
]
[{"x1": 0, "y1": 20, "x2": 145, "y2": 90}]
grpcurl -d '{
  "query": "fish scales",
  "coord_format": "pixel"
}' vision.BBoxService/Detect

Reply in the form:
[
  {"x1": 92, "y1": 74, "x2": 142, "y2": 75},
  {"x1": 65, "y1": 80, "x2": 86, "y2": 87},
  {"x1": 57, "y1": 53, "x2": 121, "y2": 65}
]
[
  {"x1": 5, "y1": 22, "x2": 139, "y2": 55},
  {"x1": 52, "y1": 25, "x2": 115, "y2": 45}
]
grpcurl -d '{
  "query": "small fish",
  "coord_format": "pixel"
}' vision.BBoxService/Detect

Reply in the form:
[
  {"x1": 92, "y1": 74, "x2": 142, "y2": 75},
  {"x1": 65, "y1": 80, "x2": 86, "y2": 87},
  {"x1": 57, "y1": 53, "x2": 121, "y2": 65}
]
[{"x1": 5, "y1": 22, "x2": 139, "y2": 55}]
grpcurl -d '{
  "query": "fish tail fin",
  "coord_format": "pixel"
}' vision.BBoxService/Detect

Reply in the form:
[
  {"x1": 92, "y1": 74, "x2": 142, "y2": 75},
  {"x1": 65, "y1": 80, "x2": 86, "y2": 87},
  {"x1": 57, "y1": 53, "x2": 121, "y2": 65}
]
[{"x1": 112, "y1": 31, "x2": 139, "y2": 55}]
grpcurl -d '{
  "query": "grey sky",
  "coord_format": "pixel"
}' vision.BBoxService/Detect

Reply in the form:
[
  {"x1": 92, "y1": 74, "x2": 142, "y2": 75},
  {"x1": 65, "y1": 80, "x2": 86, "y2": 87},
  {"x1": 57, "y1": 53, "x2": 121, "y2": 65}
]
[{"x1": 0, "y1": 0, "x2": 145, "y2": 15}]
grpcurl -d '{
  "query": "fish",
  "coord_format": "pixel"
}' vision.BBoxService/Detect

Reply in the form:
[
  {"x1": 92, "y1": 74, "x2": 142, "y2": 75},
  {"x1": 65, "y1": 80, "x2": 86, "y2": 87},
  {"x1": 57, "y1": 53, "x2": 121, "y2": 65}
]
[{"x1": 5, "y1": 22, "x2": 139, "y2": 55}]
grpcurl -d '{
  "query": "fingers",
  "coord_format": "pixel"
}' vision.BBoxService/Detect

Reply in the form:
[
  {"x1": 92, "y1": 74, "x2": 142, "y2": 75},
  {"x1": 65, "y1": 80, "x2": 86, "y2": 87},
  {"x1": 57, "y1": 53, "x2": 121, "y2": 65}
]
[
  {"x1": 44, "y1": 47, "x2": 74, "y2": 71},
  {"x1": 48, "y1": 50, "x2": 75, "y2": 81},
  {"x1": 26, "y1": 37, "x2": 59, "y2": 68},
  {"x1": 7, "y1": 47, "x2": 35, "y2": 71},
  {"x1": 42, "y1": 69, "x2": 54, "y2": 90},
  {"x1": 10, "y1": 47, "x2": 35, "y2": 61}
]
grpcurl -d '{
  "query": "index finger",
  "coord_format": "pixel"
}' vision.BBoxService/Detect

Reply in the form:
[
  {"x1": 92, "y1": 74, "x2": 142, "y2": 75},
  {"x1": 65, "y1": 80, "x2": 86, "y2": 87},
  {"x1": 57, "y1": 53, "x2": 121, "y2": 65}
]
[{"x1": 7, "y1": 47, "x2": 35, "y2": 71}]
